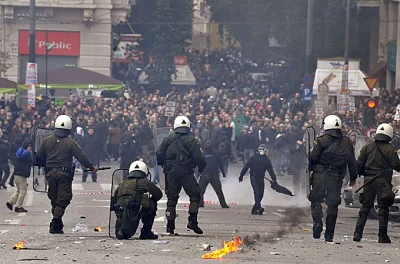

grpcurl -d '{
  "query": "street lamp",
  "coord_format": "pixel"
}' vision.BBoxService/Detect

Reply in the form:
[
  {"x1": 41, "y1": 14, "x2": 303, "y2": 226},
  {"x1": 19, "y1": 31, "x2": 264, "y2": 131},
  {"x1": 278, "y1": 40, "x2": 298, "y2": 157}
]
[{"x1": 45, "y1": 42, "x2": 54, "y2": 97}]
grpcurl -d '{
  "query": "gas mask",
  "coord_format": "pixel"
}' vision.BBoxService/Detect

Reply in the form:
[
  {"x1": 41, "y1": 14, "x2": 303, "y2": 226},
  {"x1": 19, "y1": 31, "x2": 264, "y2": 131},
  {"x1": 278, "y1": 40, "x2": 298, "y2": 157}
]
[{"x1": 258, "y1": 147, "x2": 267, "y2": 156}]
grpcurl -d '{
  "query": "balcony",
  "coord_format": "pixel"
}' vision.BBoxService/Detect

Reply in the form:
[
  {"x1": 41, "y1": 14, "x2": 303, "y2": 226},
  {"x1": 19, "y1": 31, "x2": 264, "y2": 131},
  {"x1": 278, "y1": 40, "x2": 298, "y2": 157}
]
[{"x1": 355, "y1": 0, "x2": 380, "y2": 7}]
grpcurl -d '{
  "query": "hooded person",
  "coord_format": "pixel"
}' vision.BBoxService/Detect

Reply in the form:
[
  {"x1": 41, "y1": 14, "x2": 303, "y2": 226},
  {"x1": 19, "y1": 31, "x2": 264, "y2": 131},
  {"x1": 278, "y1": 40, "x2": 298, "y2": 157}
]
[
  {"x1": 199, "y1": 141, "x2": 229, "y2": 208},
  {"x1": 352, "y1": 123, "x2": 400, "y2": 243},
  {"x1": 112, "y1": 160, "x2": 162, "y2": 240},
  {"x1": 6, "y1": 139, "x2": 33, "y2": 213},
  {"x1": 239, "y1": 144, "x2": 277, "y2": 215},
  {"x1": 308, "y1": 115, "x2": 357, "y2": 242}
]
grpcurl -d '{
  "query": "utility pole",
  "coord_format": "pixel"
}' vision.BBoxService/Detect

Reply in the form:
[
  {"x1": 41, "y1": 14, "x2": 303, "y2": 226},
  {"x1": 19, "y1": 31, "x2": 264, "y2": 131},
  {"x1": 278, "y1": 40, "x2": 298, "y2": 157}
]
[
  {"x1": 344, "y1": 0, "x2": 351, "y2": 67},
  {"x1": 29, "y1": 0, "x2": 36, "y2": 63},
  {"x1": 305, "y1": 0, "x2": 314, "y2": 74},
  {"x1": 339, "y1": 0, "x2": 351, "y2": 114}
]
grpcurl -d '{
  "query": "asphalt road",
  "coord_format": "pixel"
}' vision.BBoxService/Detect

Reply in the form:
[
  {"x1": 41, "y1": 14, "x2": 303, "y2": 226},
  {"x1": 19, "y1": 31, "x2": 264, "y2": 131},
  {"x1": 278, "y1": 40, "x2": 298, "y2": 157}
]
[{"x1": 0, "y1": 162, "x2": 399, "y2": 264}]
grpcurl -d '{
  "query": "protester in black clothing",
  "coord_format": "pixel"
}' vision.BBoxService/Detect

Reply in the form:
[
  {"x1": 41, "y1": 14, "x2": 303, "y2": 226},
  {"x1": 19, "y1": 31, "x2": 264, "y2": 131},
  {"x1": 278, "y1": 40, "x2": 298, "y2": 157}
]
[
  {"x1": 239, "y1": 144, "x2": 277, "y2": 215},
  {"x1": 199, "y1": 141, "x2": 229, "y2": 208},
  {"x1": 0, "y1": 135, "x2": 10, "y2": 189},
  {"x1": 80, "y1": 127, "x2": 100, "y2": 182}
]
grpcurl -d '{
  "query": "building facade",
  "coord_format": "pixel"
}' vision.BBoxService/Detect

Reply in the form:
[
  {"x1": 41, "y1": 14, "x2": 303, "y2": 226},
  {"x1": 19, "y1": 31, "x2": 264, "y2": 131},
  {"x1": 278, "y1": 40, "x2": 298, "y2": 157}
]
[{"x1": 0, "y1": 0, "x2": 131, "y2": 83}]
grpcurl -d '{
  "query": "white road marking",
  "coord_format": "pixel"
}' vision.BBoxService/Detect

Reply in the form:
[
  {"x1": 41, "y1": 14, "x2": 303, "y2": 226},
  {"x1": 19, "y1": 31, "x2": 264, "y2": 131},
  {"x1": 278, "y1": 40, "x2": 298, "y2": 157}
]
[
  {"x1": 0, "y1": 230, "x2": 10, "y2": 234},
  {"x1": 272, "y1": 212, "x2": 283, "y2": 218},
  {"x1": 91, "y1": 199, "x2": 191, "y2": 204},
  {"x1": 26, "y1": 191, "x2": 34, "y2": 206},
  {"x1": 76, "y1": 205, "x2": 228, "y2": 212},
  {"x1": 100, "y1": 184, "x2": 112, "y2": 192},
  {"x1": 5, "y1": 219, "x2": 22, "y2": 225},
  {"x1": 72, "y1": 183, "x2": 84, "y2": 191}
]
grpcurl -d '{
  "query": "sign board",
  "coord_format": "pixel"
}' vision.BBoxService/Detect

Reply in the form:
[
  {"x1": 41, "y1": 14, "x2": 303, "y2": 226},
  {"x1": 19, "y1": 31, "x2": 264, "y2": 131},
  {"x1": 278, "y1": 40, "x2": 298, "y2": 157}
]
[
  {"x1": 317, "y1": 83, "x2": 329, "y2": 109},
  {"x1": 19, "y1": 30, "x2": 80, "y2": 56},
  {"x1": 337, "y1": 94, "x2": 350, "y2": 112},
  {"x1": 395, "y1": 104, "x2": 400, "y2": 121},
  {"x1": 165, "y1": 101, "x2": 176, "y2": 117},
  {"x1": 349, "y1": 96, "x2": 356, "y2": 112},
  {"x1": 365, "y1": 128, "x2": 377, "y2": 138},
  {"x1": 301, "y1": 86, "x2": 313, "y2": 101},
  {"x1": 363, "y1": 77, "x2": 379, "y2": 92},
  {"x1": 315, "y1": 100, "x2": 324, "y2": 122},
  {"x1": 302, "y1": 74, "x2": 314, "y2": 86}
]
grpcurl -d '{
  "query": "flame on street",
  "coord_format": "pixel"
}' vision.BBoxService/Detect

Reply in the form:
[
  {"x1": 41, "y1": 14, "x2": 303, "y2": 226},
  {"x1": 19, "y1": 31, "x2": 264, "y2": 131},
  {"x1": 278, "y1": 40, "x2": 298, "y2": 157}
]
[
  {"x1": 94, "y1": 226, "x2": 103, "y2": 232},
  {"x1": 201, "y1": 236, "x2": 242, "y2": 259},
  {"x1": 13, "y1": 241, "x2": 25, "y2": 250}
]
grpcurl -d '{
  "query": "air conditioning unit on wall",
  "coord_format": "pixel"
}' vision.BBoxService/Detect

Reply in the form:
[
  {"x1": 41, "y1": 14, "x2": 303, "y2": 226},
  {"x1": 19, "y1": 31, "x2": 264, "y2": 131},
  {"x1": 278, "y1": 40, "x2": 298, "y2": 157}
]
[{"x1": 4, "y1": 7, "x2": 14, "y2": 20}]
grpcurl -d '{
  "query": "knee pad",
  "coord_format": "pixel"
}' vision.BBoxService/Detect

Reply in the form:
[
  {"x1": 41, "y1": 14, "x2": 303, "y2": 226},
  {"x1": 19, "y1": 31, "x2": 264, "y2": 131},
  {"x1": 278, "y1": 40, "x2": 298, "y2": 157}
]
[{"x1": 378, "y1": 190, "x2": 395, "y2": 208}]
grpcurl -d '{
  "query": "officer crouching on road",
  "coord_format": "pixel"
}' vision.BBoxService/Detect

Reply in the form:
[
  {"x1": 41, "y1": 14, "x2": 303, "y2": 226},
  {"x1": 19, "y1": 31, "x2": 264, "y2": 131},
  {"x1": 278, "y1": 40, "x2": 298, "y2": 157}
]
[
  {"x1": 36, "y1": 115, "x2": 98, "y2": 234},
  {"x1": 112, "y1": 160, "x2": 162, "y2": 240},
  {"x1": 351, "y1": 123, "x2": 400, "y2": 243},
  {"x1": 157, "y1": 116, "x2": 207, "y2": 235},
  {"x1": 199, "y1": 141, "x2": 229, "y2": 208},
  {"x1": 239, "y1": 144, "x2": 277, "y2": 215},
  {"x1": 309, "y1": 115, "x2": 357, "y2": 242}
]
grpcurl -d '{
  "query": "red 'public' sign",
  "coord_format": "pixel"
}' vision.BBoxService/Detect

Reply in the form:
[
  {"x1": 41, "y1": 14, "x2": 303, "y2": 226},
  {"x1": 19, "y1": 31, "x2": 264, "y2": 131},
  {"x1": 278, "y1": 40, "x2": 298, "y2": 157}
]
[{"x1": 19, "y1": 30, "x2": 81, "y2": 56}]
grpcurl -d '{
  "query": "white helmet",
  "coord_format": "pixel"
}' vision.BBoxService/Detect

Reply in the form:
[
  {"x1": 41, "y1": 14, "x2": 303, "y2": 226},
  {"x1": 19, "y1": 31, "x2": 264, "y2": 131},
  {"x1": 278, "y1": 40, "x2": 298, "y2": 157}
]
[
  {"x1": 173, "y1": 116, "x2": 191, "y2": 133},
  {"x1": 128, "y1": 160, "x2": 150, "y2": 178},
  {"x1": 55, "y1": 115, "x2": 72, "y2": 130},
  {"x1": 323, "y1": 115, "x2": 342, "y2": 130},
  {"x1": 375, "y1": 123, "x2": 393, "y2": 141},
  {"x1": 54, "y1": 115, "x2": 73, "y2": 137}
]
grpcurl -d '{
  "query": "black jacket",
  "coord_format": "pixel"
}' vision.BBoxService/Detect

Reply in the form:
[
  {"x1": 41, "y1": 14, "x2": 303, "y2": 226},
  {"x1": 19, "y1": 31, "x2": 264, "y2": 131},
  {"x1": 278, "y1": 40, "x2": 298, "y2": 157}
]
[
  {"x1": 240, "y1": 153, "x2": 277, "y2": 181},
  {"x1": 202, "y1": 148, "x2": 226, "y2": 176},
  {"x1": 0, "y1": 141, "x2": 9, "y2": 164},
  {"x1": 14, "y1": 147, "x2": 33, "y2": 177},
  {"x1": 80, "y1": 134, "x2": 100, "y2": 162},
  {"x1": 119, "y1": 135, "x2": 140, "y2": 165}
]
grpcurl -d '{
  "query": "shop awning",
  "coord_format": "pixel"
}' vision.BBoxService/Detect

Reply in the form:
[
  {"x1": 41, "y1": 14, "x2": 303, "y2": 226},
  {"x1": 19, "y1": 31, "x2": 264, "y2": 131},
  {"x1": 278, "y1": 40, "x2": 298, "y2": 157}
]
[
  {"x1": 0, "y1": 77, "x2": 17, "y2": 94},
  {"x1": 18, "y1": 66, "x2": 124, "y2": 90}
]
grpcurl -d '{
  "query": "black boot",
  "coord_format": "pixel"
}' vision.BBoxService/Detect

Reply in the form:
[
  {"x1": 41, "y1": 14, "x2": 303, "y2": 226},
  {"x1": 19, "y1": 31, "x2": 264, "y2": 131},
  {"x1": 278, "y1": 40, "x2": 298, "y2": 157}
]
[
  {"x1": 324, "y1": 215, "x2": 337, "y2": 242},
  {"x1": 49, "y1": 218, "x2": 64, "y2": 234},
  {"x1": 312, "y1": 217, "x2": 323, "y2": 239},
  {"x1": 187, "y1": 213, "x2": 203, "y2": 234},
  {"x1": 257, "y1": 207, "x2": 264, "y2": 215},
  {"x1": 353, "y1": 210, "x2": 369, "y2": 242},
  {"x1": 166, "y1": 220, "x2": 175, "y2": 235},
  {"x1": 139, "y1": 227, "x2": 158, "y2": 240},
  {"x1": 378, "y1": 208, "x2": 391, "y2": 244}
]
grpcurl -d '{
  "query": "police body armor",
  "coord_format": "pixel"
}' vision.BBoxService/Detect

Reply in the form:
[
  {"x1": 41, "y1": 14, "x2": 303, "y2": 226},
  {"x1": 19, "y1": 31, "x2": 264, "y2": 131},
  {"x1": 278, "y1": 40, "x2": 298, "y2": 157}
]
[
  {"x1": 164, "y1": 135, "x2": 194, "y2": 176},
  {"x1": 114, "y1": 178, "x2": 149, "y2": 237}
]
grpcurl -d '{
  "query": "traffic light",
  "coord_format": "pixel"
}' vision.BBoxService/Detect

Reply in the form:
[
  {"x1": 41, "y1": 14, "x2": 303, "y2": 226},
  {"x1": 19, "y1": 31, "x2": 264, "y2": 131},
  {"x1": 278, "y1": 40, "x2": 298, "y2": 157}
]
[{"x1": 364, "y1": 99, "x2": 376, "y2": 127}]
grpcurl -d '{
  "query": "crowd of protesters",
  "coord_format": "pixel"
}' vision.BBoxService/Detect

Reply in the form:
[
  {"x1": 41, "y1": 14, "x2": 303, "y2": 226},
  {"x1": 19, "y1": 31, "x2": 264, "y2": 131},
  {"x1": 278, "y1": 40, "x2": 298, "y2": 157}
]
[{"x1": 1, "y1": 48, "x2": 400, "y2": 193}]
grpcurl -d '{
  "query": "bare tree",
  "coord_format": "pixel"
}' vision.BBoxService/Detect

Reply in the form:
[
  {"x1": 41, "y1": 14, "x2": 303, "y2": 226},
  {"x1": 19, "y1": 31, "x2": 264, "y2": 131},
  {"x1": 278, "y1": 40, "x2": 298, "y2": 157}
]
[{"x1": 0, "y1": 33, "x2": 17, "y2": 76}]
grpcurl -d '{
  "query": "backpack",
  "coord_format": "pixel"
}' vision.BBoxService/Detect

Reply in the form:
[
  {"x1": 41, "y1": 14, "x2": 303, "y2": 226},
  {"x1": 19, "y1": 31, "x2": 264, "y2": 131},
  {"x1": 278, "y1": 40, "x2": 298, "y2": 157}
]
[{"x1": 218, "y1": 139, "x2": 229, "y2": 156}]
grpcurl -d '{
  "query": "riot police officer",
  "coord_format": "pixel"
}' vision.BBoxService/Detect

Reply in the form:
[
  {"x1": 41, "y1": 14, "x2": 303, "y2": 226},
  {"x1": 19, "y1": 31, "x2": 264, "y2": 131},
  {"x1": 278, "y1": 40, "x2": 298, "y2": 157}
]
[
  {"x1": 36, "y1": 115, "x2": 98, "y2": 234},
  {"x1": 156, "y1": 116, "x2": 207, "y2": 235},
  {"x1": 352, "y1": 123, "x2": 400, "y2": 243},
  {"x1": 112, "y1": 160, "x2": 162, "y2": 240},
  {"x1": 239, "y1": 144, "x2": 277, "y2": 215},
  {"x1": 309, "y1": 115, "x2": 357, "y2": 242}
]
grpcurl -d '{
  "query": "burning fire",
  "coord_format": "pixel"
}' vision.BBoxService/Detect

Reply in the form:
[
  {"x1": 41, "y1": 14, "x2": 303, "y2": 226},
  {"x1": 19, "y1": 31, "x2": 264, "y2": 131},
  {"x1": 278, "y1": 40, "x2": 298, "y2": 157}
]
[
  {"x1": 94, "y1": 226, "x2": 103, "y2": 232},
  {"x1": 13, "y1": 241, "x2": 25, "y2": 250},
  {"x1": 201, "y1": 236, "x2": 242, "y2": 259}
]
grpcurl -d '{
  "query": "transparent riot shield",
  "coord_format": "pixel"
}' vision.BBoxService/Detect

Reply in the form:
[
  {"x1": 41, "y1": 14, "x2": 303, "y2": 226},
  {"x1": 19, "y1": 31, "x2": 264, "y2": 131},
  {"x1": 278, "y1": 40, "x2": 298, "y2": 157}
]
[
  {"x1": 32, "y1": 127, "x2": 54, "y2": 193},
  {"x1": 109, "y1": 169, "x2": 127, "y2": 239},
  {"x1": 152, "y1": 127, "x2": 172, "y2": 190},
  {"x1": 304, "y1": 127, "x2": 316, "y2": 198},
  {"x1": 354, "y1": 135, "x2": 374, "y2": 159}
]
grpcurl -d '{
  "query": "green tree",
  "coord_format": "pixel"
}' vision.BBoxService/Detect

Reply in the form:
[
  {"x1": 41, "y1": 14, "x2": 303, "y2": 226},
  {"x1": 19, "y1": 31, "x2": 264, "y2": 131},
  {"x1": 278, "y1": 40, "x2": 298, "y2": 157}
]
[
  {"x1": 208, "y1": 0, "x2": 362, "y2": 72},
  {"x1": 129, "y1": 0, "x2": 193, "y2": 89}
]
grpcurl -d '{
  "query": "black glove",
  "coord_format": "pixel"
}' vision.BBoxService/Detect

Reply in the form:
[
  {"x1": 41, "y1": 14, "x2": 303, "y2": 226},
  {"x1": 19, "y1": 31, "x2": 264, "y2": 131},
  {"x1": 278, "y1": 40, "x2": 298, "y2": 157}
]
[
  {"x1": 222, "y1": 174, "x2": 226, "y2": 178},
  {"x1": 239, "y1": 175, "x2": 243, "y2": 182}
]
